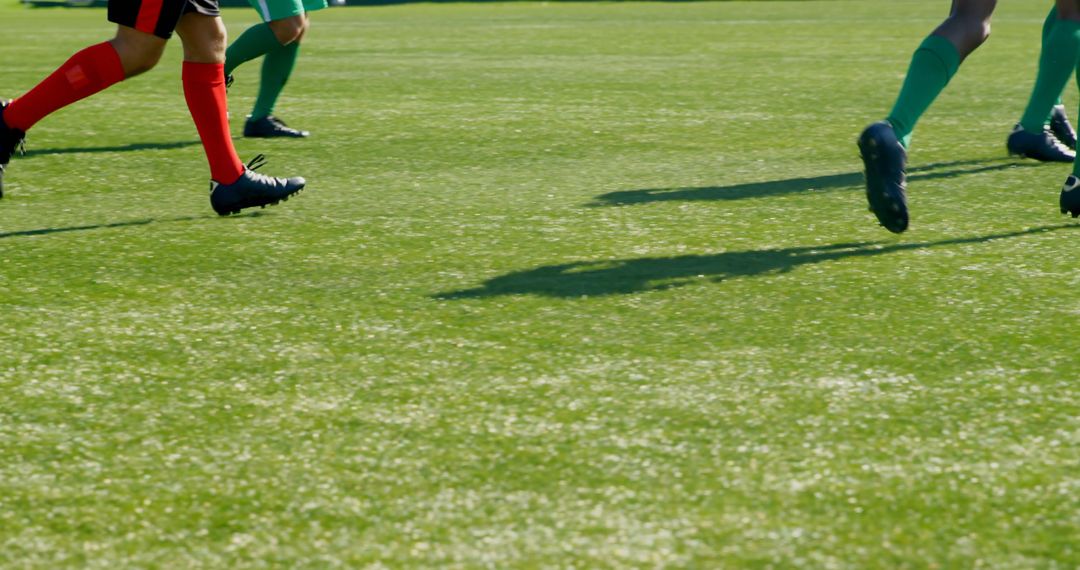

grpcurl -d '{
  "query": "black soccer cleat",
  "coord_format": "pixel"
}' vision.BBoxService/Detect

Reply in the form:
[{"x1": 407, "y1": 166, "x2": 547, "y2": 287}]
[
  {"x1": 858, "y1": 121, "x2": 909, "y2": 233},
  {"x1": 225, "y1": 73, "x2": 234, "y2": 91},
  {"x1": 0, "y1": 99, "x2": 27, "y2": 200},
  {"x1": 1050, "y1": 104, "x2": 1077, "y2": 150},
  {"x1": 1060, "y1": 175, "x2": 1080, "y2": 218},
  {"x1": 243, "y1": 115, "x2": 310, "y2": 138},
  {"x1": 1007, "y1": 124, "x2": 1075, "y2": 163},
  {"x1": 209, "y1": 154, "x2": 306, "y2": 216}
]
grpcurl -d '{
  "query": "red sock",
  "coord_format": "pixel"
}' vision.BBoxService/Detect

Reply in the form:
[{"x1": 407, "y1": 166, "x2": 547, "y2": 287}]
[
  {"x1": 182, "y1": 61, "x2": 244, "y2": 184},
  {"x1": 4, "y1": 42, "x2": 124, "y2": 132}
]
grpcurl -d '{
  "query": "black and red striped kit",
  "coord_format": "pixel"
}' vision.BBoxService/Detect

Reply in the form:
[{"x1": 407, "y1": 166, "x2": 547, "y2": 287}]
[{"x1": 107, "y1": 0, "x2": 221, "y2": 39}]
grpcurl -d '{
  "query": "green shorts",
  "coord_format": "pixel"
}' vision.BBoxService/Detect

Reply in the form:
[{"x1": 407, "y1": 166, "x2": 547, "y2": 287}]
[{"x1": 249, "y1": 0, "x2": 327, "y2": 22}]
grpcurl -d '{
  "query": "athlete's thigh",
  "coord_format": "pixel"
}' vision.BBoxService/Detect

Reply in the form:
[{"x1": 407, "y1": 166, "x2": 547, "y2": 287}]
[
  {"x1": 949, "y1": 0, "x2": 997, "y2": 20},
  {"x1": 175, "y1": 10, "x2": 225, "y2": 63}
]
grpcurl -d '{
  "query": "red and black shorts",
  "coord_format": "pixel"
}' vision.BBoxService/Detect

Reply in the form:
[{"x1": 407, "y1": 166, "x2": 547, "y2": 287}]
[{"x1": 107, "y1": 0, "x2": 220, "y2": 40}]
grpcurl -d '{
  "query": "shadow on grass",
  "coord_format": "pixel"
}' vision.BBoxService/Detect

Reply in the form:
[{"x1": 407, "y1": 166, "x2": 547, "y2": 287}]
[
  {"x1": 437, "y1": 224, "x2": 1078, "y2": 299},
  {"x1": 590, "y1": 158, "x2": 1043, "y2": 207},
  {"x1": 0, "y1": 212, "x2": 264, "y2": 239},
  {"x1": 22, "y1": 140, "x2": 202, "y2": 158}
]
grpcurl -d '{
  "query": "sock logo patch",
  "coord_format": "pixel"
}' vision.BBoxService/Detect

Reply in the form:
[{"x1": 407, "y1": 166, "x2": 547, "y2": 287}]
[{"x1": 65, "y1": 65, "x2": 89, "y2": 90}]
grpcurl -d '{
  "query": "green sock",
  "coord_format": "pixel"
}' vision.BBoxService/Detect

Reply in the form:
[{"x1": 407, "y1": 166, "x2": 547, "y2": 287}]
[
  {"x1": 886, "y1": 34, "x2": 961, "y2": 149},
  {"x1": 1042, "y1": 5, "x2": 1064, "y2": 117},
  {"x1": 1020, "y1": 17, "x2": 1080, "y2": 133},
  {"x1": 224, "y1": 23, "x2": 281, "y2": 77},
  {"x1": 251, "y1": 41, "x2": 300, "y2": 120},
  {"x1": 1071, "y1": 64, "x2": 1080, "y2": 177},
  {"x1": 1043, "y1": 6, "x2": 1059, "y2": 45}
]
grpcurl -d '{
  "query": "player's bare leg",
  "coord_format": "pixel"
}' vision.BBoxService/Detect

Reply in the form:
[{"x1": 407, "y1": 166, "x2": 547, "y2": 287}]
[
  {"x1": 858, "y1": 0, "x2": 995, "y2": 233},
  {"x1": 0, "y1": 26, "x2": 154, "y2": 198},
  {"x1": 932, "y1": 0, "x2": 996, "y2": 61},
  {"x1": 269, "y1": 13, "x2": 307, "y2": 45},
  {"x1": 110, "y1": 25, "x2": 168, "y2": 78}
]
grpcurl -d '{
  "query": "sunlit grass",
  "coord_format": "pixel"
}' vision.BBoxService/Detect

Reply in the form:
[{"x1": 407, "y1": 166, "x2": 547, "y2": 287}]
[{"x1": 1, "y1": 1, "x2": 1078, "y2": 567}]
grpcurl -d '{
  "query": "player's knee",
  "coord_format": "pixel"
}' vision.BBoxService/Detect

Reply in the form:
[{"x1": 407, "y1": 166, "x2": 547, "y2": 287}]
[
  {"x1": 270, "y1": 16, "x2": 305, "y2": 45},
  {"x1": 174, "y1": 14, "x2": 226, "y2": 63},
  {"x1": 125, "y1": 53, "x2": 162, "y2": 77},
  {"x1": 976, "y1": 21, "x2": 991, "y2": 45},
  {"x1": 950, "y1": 15, "x2": 991, "y2": 53},
  {"x1": 110, "y1": 36, "x2": 165, "y2": 78},
  {"x1": 206, "y1": 24, "x2": 226, "y2": 46}
]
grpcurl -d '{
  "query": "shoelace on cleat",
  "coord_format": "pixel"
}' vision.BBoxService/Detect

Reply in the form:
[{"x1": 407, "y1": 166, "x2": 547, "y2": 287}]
[
  {"x1": 268, "y1": 116, "x2": 299, "y2": 131},
  {"x1": 1047, "y1": 134, "x2": 1072, "y2": 153},
  {"x1": 1051, "y1": 120, "x2": 1077, "y2": 147},
  {"x1": 1034, "y1": 127, "x2": 1073, "y2": 153},
  {"x1": 246, "y1": 153, "x2": 268, "y2": 171},
  {"x1": 243, "y1": 154, "x2": 284, "y2": 188}
]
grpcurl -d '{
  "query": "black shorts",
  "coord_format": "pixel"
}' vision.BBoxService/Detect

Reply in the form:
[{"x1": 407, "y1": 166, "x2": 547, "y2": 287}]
[{"x1": 107, "y1": 0, "x2": 220, "y2": 40}]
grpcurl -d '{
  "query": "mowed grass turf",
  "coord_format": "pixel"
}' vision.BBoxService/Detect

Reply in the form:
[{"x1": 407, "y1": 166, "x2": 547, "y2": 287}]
[{"x1": 1, "y1": 0, "x2": 1079, "y2": 567}]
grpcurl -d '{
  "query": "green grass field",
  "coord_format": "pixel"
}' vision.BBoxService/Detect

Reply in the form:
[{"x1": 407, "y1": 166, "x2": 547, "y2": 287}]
[{"x1": 2, "y1": 0, "x2": 1079, "y2": 567}]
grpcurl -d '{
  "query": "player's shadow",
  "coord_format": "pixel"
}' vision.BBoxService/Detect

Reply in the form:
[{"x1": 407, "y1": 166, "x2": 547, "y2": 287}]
[
  {"x1": 437, "y1": 224, "x2": 1076, "y2": 299},
  {"x1": 590, "y1": 158, "x2": 1041, "y2": 207},
  {"x1": 21, "y1": 140, "x2": 201, "y2": 158},
  {"x1": 0, "y1": 212, "x2": 263, "y2": 239}
]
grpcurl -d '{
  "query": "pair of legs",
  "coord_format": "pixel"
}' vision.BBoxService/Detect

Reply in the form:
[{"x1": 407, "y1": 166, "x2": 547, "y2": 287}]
[
  {"x1": 0, "y1": 1, "x2": 305, "y2": 214},
  {"x1": 1009, "y1": 3, "x2": 1080, "y2": 167},
  {"x1": 859, "y1": 0, "x2": 1080, "y2": 233},
  {"x1": 891, "y1": 0, "x2": 1080, "y2": 146},
  {"x1": 224, "y1": 0, "x2": 327, "y2": 138}
]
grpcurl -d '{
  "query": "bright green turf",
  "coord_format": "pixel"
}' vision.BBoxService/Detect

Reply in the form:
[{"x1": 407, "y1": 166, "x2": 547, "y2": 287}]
[{"x1": 2, "y1": 1, "x2": 1079, "y2": 567}]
